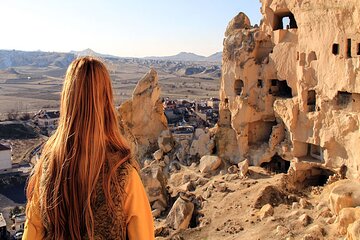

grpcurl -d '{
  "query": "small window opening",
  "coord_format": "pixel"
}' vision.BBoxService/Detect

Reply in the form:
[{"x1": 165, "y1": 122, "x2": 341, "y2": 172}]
[
  {"x1": 269, "y1": 79, "x2": 293, "y2": 98},
  {"x1": 308, "y1": 143, "x2": 324, "y2": 162},
  {"x1": 307, "y1": 90, "x2": 316, "y2": 112},
  {"x1": 273, "y1": 12, "x2": 298, "y2": 30},
  {"x1": 332, "y1": 44, "x2": 339, "y2": 55},
  {"x1": 357, "y1": 43, "x2": 360, "y2": 55},
  {"x1": 234, "y1": 79, "x2": 244, "y2": 96},
  {"x1": 257, "y1": 79, "x2": 264, "y2": 88},
  {"x1": 337, "y1": 91, "x2": 352, "y2": 107},
  {"x1": 347, "y1": 39, "x2": 352, "y2": 58},
  {"x1": 260, "y1": 154, "x2": 290, "y2": 174}
]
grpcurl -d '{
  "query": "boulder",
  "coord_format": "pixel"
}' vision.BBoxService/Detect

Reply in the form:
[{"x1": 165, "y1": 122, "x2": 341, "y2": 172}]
[
  {"x1": 153, "y1": 149, "x2": 163, "y2": 161},
  {"x1": 158, "y1": 130, "x2": 174, "y2": 153},
  {"x1": 299, "y1": 214, "x2": 312, "y2": 227},
  {"x1": 140, "y1": 165, "x2": 168, "y2": 211},
  {"x1": 259, "y1": 204, "x2": 274, "y2": 220},
  {"x1": 347, "y1": 219, "x2": 360, "y2": 240},
  {"x1": 329, "y1": 180, "x2": 360, "y2": 215},
  {"x1": 302, "y1": 225, "x2": 324, "y2": 240},
  {"x1": 199, "y1": 155, "x2": 222, "y2": 173},
  {"x1": 336, "y1": 207, "x2": 360, "y2": 235},
  {"x1": 165, "y1": 197, "x2": 194, "y2": 230},
  {"x1": 254, "y1": 185, "x2": 295, "y2": 209},
  {"x1": 238, "y1": 159, "x2": 249, "y2": 177},
  {"x1": 176, "y1": 139, "x2": 190, "y2": 164},
  {"x1": 189, "y1": 130, "x2": 214, "y2": 158}
]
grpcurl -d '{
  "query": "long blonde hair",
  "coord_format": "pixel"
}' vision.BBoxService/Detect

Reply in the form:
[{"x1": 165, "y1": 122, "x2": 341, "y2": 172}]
[{"x1": 26, "y1": 57, "x2": 131, "y2": 239}]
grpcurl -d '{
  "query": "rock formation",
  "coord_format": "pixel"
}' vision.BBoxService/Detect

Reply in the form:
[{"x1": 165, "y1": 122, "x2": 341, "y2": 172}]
[
  {"x1": 118, "y1": 69, "x2": 168, "y2": 160},
  {"x1": 217, "y1": 1, "x2": 360, "y2": 181}
]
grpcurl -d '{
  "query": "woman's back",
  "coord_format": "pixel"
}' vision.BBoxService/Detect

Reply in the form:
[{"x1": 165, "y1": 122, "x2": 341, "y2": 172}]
[{"x1": 23, "y1": 57, "x2": 154, "y2": 240}]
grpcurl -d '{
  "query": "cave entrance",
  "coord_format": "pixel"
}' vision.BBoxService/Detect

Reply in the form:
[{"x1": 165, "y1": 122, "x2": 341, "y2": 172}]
[
  {"x1": 307, "y1": 90, "x2": 316, "y2": 112},
  {"x1": 302, "y1": 167, "x2": 335, "y2": 187},
  {"x1": 248, "y1": 121, "x2": 277, "y2": 145},
  {"x1": 269, "y1": 79, "x2": 293, "y2": 98},
  {"x1": 234, "y1": 79, "x2": 244, "y2": 96},
  {"x1": 273, "y1": 11, "x2": 298, "y2": 30},
  {"x1": 357, "y1": 43, "x2": 360, "y2": 55},
  {"x1": 261, "y1": 154, "x2": 290, "y2": 174}
]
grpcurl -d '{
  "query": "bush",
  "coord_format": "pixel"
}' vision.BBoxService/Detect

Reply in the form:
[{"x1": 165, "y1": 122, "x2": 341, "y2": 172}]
[
  {"x1": 7, "y1": 110, "x2": 19, "y2": 121},
  {"x1": 19, "y1": 113, "x2": 31, "y2": 121}
]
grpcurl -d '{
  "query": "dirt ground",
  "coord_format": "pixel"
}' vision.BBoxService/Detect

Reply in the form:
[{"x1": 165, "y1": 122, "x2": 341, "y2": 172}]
[
  {"x1": 155, "y1": 166, "x2": 344, "y2": 240},
  {"x1": 0, "y1": 60, "x2": 219, "y2": 117}
]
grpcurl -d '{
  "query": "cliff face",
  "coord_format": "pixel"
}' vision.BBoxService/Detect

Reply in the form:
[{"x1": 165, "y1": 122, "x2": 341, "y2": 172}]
[{"x1": 218, "y1": 0, "x2": 360, "y2": 179}]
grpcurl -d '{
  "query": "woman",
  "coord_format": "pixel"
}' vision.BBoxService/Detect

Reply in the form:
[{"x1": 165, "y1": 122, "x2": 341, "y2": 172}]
[{"x1": 23, "y1": 57, "x2": 154, "y2": 240}]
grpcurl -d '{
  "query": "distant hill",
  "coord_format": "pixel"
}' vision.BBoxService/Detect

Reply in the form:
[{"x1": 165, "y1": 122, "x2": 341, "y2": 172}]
[
  {"x1": 70, "y1": 48, "x2": 119, "y2": 59},
  {"x1": 0, "y1": 49, "x2": 221, "y2": 70},
  {"x1": 144, "y1": 52, "x2": 222, "y2": 63},
  {"x1": 0, "y1": 50, "x2": 75, "y2": 69}
]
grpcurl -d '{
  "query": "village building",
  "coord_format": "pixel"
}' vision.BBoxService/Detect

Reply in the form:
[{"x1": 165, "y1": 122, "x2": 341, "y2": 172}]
[{"x1": 0, "y1": 143, "x2": 12, "y2": 172}]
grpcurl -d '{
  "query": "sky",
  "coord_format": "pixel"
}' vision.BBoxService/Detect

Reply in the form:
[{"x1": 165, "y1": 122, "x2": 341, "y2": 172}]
[{"x1": 0, "y1": 0, "x2": 262, "y2": 57}]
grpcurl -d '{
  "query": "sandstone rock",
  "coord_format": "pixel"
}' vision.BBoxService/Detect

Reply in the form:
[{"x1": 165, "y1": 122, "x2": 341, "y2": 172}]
[
  {"x1": 165, "y1": 197, "x2": 194, "y2": 230},
  {"x1": 218, "y1": 0, "x2": 360, "y2": 179},
  {"x1": 199, "y1": 155, "x2": 221, "y2": 173},
  {"x1": 299, "y1": 214, "x2": 312, "y2": 227},
  {"x1": 153, "y1": 149, "x2": 163, "y2": 161},
  {"x1": 163, "y1": 155, "x2": 170, "y2": 164},
  {"x1": 189, "y1": 130, "x2": 214, "y2": 159},
  {"x1": 292, "y1": 202, "x2": 299, "y2": 210},
  {"x1": 158, "y1": 130, "x2": 174, "y2": 153},
  {"x1": 140, "y1": 165, "x2": 168, "y2": 210},
  {"x1": 329, "y1": 180, "x2": 360, "y2": 215},
  {"x1": 347, "y1": 219, "x2": 360, "y2": 240},
  {"x1": 276, "y1": 225, "x2": 289, "y2": 235},
  {"x1": 225, "y1": 12, "x2": 251, "y2": 37},
  {"x1": 303, "y1": 225, "x2": 324, "y2": 240},
  {"x1": 238, "y1": 159, "x2": 249, "y2": 177},
  {"x1": 254, "y1": 185, "x2": 293, "y2": 209},
  {"x1": 336, "y1": 207, "x2": 360, "y2": 235},
  {"x1": 227, "y1": 165, "x2": 239, "y2": 174},
  {"x1": 118, "y1": 69, "x2": 168, "y2": 159},
  {"x1": 299, "y1": 198, "x2": 312, "y2": 209},
  {"x1": 259, "y1": 204, "x2": 274, "y2": 220}
]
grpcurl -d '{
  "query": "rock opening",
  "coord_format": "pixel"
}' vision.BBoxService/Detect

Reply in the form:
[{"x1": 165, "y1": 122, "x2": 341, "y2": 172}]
[
  {"x1": 347, "y1": 39, "x2": 352, "y2": 58},
  {"x1": 248, "y1": 121, "x2": 277, "y2": 145},
  {"x1": 307, "y1": 90, "x2": 316, "y2": 112},
  {"x1": 273, "y1": 11, "x2": 298, "y2": 30},
  {"x1": 337, "y1": 91, "x2": 352, "y2": 107},
  {"x1": 302, "y1": 167, "x2": 335, "y2": 187},
  {"x1": 260, "y1": 154, "x2": 290, "y2": 174},
  {"x1": 332, "y1": 43, "x2": 339, "y2": 55},
  {"x1": 269, "y1": 79, "x2": 292, "y2": 98},
  {"x1": 234, "y1": 79, "x2": 244, "y2": 96}
]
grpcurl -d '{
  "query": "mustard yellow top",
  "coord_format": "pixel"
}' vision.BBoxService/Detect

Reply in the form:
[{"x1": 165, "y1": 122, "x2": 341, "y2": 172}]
[{"x1": 22, "y1": 167, "x2": 155, "y2": 240}]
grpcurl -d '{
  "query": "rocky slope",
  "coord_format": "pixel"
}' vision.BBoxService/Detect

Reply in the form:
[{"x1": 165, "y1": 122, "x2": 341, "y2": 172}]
[{"x1": 114, "y1": 0, "x2": 360, "y2": 239}]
